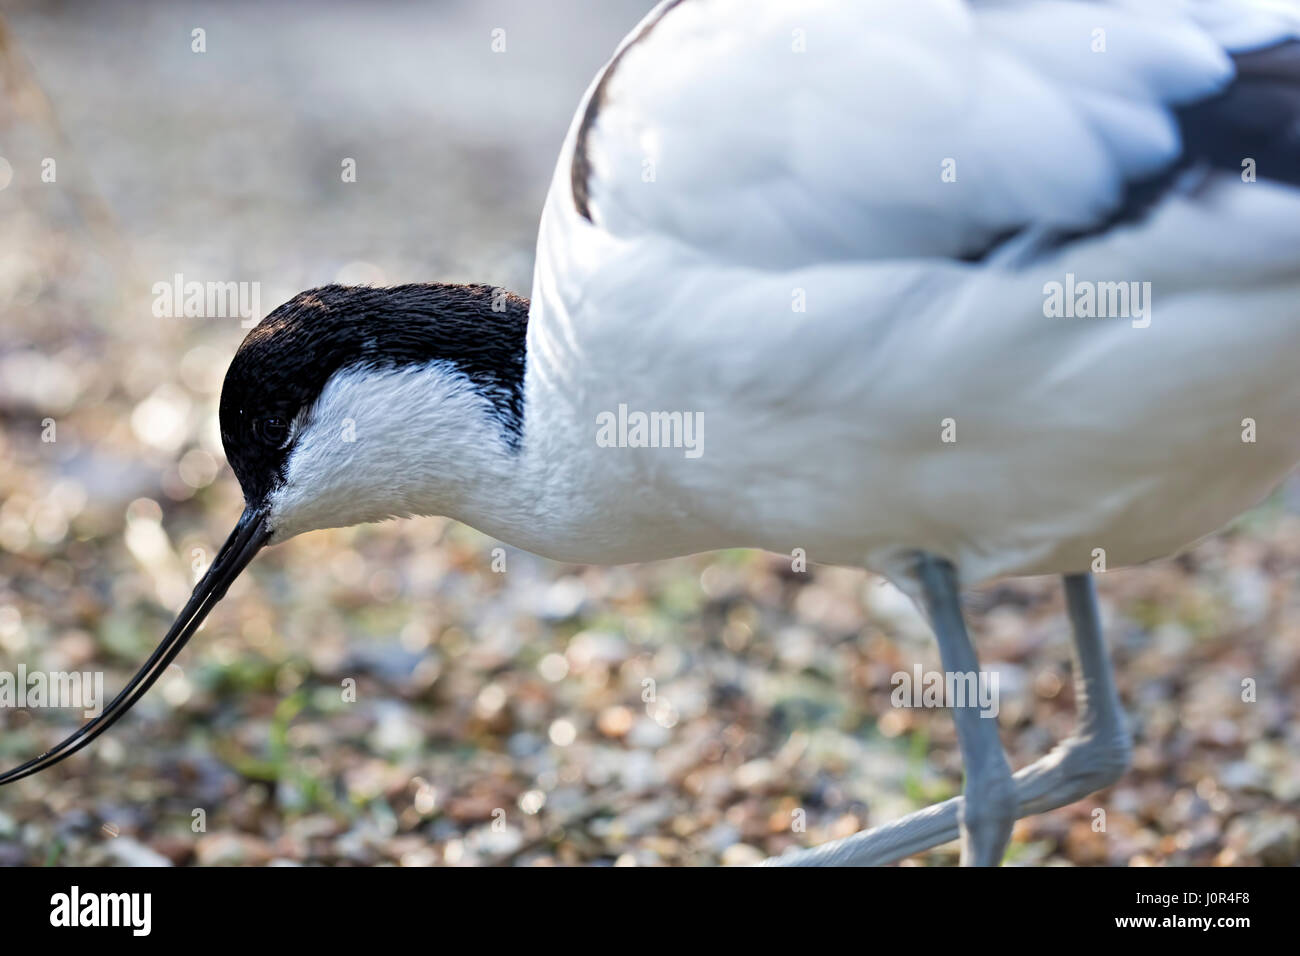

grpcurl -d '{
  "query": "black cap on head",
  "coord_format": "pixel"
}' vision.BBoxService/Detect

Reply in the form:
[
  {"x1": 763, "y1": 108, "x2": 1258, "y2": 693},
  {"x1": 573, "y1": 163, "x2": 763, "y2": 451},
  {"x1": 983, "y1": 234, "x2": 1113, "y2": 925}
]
[
  {"x1": 220, "y1": 283, "x2": 529, "y2": 505},
  {"x1": 0, "y1": 282, "x2": 528, "y2": 786}
]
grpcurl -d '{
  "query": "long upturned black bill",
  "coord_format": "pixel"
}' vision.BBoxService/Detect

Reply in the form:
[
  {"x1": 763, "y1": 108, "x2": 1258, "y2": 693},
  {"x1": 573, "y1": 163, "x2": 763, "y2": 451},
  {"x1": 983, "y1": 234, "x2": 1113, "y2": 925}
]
[{"x1": 0, "y1": 507, "x2": 271, "y2": 786}]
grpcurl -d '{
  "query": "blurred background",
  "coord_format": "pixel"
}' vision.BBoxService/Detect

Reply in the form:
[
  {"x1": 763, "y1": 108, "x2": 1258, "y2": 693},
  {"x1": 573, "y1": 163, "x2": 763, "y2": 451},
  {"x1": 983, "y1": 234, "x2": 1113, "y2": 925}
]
[{"x1": 1, "y1": 0, "x2": 1298, "y2": 867}]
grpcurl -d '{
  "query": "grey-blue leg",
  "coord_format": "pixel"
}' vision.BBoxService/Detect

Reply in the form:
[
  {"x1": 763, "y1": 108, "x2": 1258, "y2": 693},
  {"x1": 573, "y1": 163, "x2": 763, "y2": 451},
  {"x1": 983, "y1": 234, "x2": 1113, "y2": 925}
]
[
  {"x1": 1013, "y1": 573, "x2": 1130, "y2": 814},
  {"x1": 764, "y1": 570, "x2": 1129, "y2": 867},
  {"x1": 916, "y1": 553, "x2": 1015, "y2": 866}
]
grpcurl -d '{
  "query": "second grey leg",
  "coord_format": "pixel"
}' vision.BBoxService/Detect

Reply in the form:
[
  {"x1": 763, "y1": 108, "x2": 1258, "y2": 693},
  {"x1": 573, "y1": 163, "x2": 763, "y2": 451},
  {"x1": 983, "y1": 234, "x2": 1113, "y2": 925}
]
[
  {"x1": 1012, "y1": 573, "x2": 1130, "y2": 813},
  {"x1": 916, "y1": 554, "x2": 1015, "y2": 866}
]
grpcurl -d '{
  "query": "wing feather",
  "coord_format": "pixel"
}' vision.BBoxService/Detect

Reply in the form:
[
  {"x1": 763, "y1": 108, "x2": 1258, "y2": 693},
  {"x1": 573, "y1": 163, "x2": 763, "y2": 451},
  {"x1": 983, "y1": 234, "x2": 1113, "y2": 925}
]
[{"x1": 572, "y1": 0, "x2": 1300, "y2": 265}]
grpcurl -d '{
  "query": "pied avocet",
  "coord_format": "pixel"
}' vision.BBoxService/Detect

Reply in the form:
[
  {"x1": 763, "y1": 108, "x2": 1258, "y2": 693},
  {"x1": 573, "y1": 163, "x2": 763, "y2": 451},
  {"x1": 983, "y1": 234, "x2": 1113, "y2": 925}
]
[{"x1": 6, "y1": 0, "x2": 1300, "y2": 867}]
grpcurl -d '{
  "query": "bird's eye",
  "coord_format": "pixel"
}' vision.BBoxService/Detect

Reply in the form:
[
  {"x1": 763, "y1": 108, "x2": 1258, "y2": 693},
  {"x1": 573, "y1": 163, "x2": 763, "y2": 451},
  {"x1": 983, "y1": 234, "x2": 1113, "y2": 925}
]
[{"x1": 257, "y1": 417, "x2": 289, "y2": 445}]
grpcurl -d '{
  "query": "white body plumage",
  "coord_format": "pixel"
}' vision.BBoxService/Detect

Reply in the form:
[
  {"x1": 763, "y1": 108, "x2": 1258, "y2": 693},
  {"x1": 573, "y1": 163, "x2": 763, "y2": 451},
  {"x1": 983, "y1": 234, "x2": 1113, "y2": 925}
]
[
  {"x1": 261, "y1": 0, "x2": 1300, "y2": 593},
  {"x1": 516, "y1": 0, "x2": 1300, "y2": 588}
]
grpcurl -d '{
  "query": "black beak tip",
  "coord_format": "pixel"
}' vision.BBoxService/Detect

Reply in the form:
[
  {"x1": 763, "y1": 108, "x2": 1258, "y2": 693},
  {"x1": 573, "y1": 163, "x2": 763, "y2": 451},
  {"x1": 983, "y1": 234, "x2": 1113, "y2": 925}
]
[{"x1": 0, "y1": 507, "x2": 270, "y2": 787}]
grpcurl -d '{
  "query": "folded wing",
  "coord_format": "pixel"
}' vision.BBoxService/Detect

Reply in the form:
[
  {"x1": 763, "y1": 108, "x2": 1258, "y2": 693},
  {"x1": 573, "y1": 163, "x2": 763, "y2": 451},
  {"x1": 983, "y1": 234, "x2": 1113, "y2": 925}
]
[{"x1": 571, "y1": 0, "x2": 1300, "y2": 266}]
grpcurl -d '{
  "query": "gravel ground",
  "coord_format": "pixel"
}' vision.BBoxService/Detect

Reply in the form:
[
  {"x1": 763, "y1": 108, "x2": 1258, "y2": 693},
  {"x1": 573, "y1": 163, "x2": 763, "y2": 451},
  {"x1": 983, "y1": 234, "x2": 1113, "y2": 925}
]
[{"x1": 1, "y1": 0, "x2": 1298, "y2": 867}]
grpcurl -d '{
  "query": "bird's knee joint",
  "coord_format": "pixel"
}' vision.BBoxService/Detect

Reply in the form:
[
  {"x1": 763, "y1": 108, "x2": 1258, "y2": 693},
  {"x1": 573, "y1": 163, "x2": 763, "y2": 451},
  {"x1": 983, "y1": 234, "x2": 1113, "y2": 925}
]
[
  {"x1": 1091, "y1": 735, "x2": 1132, "y2": 788},
  {"x1": 1063, "y1": 733, "x2": 1132, "y2": 795}
]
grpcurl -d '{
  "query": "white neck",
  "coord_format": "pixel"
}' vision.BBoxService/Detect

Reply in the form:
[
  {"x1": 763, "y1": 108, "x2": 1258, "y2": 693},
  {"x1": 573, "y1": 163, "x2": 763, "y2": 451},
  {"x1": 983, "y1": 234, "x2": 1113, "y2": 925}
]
[{"x1": 267, "y1": 353, "x2": 722, "y2": 563}]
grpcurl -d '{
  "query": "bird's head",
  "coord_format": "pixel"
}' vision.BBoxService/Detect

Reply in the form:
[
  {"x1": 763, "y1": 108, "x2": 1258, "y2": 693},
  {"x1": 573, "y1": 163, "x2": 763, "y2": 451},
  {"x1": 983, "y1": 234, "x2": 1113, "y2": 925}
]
[
  {"x1": 0, "y1": 282, "x2": 528, "y2": 785},
  {"x1": 220, "y1": 283, "x2": 528, "y2": 541}
]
